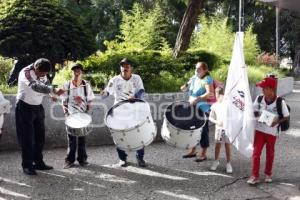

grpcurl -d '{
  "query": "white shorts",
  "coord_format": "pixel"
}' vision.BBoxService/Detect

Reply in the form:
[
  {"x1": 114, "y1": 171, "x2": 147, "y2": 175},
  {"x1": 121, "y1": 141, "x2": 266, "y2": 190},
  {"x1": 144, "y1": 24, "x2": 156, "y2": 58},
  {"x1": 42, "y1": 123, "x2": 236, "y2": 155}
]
[{"x1": 214, "y1": 129, "x2": 230, "y2": 143}]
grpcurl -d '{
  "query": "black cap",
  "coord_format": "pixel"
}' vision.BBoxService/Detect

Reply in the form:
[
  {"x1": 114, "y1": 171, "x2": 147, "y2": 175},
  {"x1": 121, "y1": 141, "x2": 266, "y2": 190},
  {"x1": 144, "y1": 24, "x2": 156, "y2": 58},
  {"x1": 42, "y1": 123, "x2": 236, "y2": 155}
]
[
  {"x1": 119, "y1": 58, "x2": 131, "y2": 66},
  {"x1": 71, "y1": 63, "x2": 84, "y2": 71}
]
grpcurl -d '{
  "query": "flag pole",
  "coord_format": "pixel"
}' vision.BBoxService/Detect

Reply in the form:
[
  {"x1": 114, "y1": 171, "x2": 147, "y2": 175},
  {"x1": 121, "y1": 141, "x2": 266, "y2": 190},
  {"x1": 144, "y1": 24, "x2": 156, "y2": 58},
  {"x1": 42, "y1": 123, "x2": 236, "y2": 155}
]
[{"x1": 238, "y1": 0, "x2": 244, "y2": 32}]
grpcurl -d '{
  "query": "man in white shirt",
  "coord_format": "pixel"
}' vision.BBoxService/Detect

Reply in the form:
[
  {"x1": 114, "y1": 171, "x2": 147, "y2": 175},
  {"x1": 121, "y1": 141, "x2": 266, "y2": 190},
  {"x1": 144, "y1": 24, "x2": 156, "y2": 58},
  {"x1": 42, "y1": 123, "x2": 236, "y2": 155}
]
[
  {"x1": 15, "y1": 58, "x2": 65, "y2": 175},
  {"x1": 62, "y1": 63, "x2": 95, "y2": 169},
  {"x1": 101, "y1": 58, "x2": 146, "y2": 167},
  {"x1": 247, "y1": 76, "x2": 289, "y2": 185}
]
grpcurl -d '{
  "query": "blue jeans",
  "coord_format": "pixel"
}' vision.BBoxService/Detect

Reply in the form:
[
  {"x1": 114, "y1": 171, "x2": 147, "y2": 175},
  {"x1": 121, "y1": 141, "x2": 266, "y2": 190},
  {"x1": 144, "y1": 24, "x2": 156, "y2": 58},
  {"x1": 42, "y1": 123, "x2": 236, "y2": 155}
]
[{"x1": 116, "y1": 147, "x2": 144, "y2": 161}]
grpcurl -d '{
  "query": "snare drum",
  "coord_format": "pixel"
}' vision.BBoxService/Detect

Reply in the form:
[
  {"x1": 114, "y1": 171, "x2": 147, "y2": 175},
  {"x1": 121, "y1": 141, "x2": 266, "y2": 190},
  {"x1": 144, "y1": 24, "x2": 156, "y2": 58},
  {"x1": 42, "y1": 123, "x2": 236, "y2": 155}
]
[
  {"x1": 161, "y1": 101, "x2": 206, "y2": 149},
  {"x1": 65, "y1": 112, "x2": 92, "y2": 137},
  {"x1": 105, "y1": 99, "x2": 156, "y2": 151}
]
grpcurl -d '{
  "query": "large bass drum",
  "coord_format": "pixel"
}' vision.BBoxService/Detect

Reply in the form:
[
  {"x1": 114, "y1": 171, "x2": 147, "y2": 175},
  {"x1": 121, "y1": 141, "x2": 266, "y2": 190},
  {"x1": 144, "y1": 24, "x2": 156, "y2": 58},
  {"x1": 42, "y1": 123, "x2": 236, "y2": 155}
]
[
  {"x1": 65, "y1": 112, "x2": 93, "y2": 137},
  {"x1": 105, "y1": 99, "x2": 156, "y2": 151},
  {"x1": 161, "y1": 101, "x2": 206, "y2": 149}
]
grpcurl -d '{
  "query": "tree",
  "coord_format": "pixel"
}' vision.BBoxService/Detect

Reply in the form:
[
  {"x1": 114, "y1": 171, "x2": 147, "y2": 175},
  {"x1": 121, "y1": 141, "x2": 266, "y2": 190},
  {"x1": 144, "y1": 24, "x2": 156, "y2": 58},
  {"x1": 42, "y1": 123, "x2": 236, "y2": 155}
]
[
  {"x1": 104, "y1": 2, "x2": 171, "y2": 52},
  {"x1": 173, "y1": 0, "x2": 205, "y2": 58},
  {"x1": 60, "y1": 0, "x2": 187, "y2": 50},
  {"x1": 0, "y1": 0, "x2": 97, "y2": 83}
]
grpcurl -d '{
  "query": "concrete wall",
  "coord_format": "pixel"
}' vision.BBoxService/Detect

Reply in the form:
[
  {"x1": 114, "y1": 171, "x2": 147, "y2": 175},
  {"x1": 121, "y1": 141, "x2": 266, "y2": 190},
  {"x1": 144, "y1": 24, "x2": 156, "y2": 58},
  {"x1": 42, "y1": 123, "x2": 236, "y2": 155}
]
[
  {"x1": 0, "y1": 77, "x2": 294, "y2": 150},
  {"x1": 249, "y1": 77, "x2": 294, "y2": 100}
]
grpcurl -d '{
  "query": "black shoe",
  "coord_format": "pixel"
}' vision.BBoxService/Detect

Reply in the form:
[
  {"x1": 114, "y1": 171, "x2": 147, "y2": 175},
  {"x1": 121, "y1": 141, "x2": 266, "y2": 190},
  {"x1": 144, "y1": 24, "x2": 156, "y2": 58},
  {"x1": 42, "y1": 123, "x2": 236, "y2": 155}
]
[
  {"x1": 33, "y1": 164, "x2": 53, "y2": 170},
  {"x1": 63, "y1": 161, "x2": 74, "y2": 169},
  {"x1": 194, "y1": 157, "x2": 207, "y2": 162},
  {"x1": 79, "y1": 160, "x2": 89, "y2": 167},
  {"x1": 137, "y1": 159, "x2": 146, "y2": 167},
  {"x1": 23, "y1": 168, "x2": 37, "y2": 175},
  {"x1": 182, "y1": 154, "x2": 197, "y2": 158}
]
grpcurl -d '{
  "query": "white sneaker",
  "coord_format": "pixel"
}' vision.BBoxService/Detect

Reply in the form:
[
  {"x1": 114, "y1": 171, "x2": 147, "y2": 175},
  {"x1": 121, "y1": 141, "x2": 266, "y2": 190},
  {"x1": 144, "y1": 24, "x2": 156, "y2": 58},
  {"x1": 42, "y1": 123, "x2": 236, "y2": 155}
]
[
  {"x1": 264, "y1": 175, "x2": 272, "y2": 183},
  {"x1": 247, "y1": 176, "x2": 260, "y2": 185},
  {"x1": 117, "y1": 160, "x2": 128, "y2": 167},
  {"x1": 226, "y1": 162, "x2": 233, "y2": 174},
  {"x1": 210, "y1": 161, "x2": 219, "y2": 171}
]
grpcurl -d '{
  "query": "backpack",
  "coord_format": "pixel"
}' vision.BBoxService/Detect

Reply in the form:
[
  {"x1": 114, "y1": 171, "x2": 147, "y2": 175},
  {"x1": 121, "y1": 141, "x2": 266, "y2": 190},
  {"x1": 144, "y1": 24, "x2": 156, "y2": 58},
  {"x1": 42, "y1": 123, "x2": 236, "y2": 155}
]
[
  {"x1": 257, "y1": 95, "x2": 290, "y2": 131},
  {"x1": 207, "y1": 79, "x2": 224, "y2": 105}
]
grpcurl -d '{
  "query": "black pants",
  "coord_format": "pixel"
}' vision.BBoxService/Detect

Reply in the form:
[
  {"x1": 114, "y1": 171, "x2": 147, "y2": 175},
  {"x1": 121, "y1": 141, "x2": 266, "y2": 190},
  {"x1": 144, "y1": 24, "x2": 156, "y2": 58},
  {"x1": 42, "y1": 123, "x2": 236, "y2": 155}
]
[
  {"x1": 15, "y1": 100, "x2": 45, "y2": 169},
  {"x1": 116, "y1": 147, "x2": 144, "y2": 161},
  {"x1": 65, "y1": 134, "x2": 87, "y2": 163},
  {"x1": 199, "y1": 113, "x2": 210, "y2": 148}
]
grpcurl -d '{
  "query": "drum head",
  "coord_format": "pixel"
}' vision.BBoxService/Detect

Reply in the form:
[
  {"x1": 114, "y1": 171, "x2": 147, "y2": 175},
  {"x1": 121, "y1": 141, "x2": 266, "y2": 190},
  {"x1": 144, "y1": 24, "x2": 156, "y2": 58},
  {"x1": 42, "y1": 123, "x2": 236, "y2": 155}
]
[
  {"x1": 65, "y1": 112, "x2": 92, "y2": 129},
  {"x1": 106, "y1": 99, "x2": 150, "y2": 130},
  {"x1": 165, "y1": 101, "x2": 205, "y2": 130}
]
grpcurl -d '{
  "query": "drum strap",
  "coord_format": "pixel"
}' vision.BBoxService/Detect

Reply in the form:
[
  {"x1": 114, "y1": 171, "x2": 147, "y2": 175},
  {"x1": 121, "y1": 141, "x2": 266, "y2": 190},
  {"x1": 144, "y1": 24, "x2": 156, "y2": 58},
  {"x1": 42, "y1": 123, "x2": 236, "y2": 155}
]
[{"x1": 66, "y1": 80, "x2": 88, "y2": 111}]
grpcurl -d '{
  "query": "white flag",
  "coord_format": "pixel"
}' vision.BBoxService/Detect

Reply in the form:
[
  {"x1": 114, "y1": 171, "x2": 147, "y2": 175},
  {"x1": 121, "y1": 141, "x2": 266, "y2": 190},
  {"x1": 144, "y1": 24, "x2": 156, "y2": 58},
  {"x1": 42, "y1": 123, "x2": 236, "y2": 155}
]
[{"x1": 223, "y1": 32, "x2": 255, "y2": 158}]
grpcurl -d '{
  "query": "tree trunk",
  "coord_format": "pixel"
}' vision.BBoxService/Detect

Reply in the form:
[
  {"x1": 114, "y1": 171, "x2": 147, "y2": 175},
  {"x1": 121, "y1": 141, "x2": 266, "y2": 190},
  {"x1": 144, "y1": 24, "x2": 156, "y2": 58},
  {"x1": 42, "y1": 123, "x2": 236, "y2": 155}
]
[
  {"x1": 292, "y1": 49, "x2": 300, "y2": 77},
  {"x1": 173, "y1": 0, "x2": 205, "y2": 58}
]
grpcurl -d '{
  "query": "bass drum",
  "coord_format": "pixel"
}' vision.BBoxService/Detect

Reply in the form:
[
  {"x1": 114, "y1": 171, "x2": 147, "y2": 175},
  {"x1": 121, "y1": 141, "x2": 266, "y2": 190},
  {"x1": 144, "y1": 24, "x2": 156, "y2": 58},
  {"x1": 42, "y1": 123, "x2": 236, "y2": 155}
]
[
  {"x1": 105, "y1": 99, "x2": 156, "y2": 151},
  {"x1": 161, "y1": 101, "x2": 206, "y2": 149},
  {"x1": 65, "y1": 112, "x2": 93, "y2": 137}
]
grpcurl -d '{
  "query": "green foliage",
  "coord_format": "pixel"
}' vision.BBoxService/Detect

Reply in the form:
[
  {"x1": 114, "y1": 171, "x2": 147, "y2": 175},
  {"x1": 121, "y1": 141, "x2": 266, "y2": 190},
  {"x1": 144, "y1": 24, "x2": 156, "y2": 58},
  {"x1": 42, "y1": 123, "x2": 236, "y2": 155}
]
[
  {"x1": 190, "y1": 16, "x2": 260, "y2": 66},
  {"x1": 146, "y1": 71, "x2": 183, "y2": 93},
  {"x1": 0, "y1": 56, "x2": 12, "y2": 84},
  {"x1": 247, "y1": 65, "x2": 286, "y2": 83},
  {"x1": 52, "y1": 67, "x2": 72, "y2": 87},
  {"x1": 209, "y1": 63, "x2": 229, "y2": 83},
  {"x1": 178, "y1": 50, "x2": 223, "y2": 72},
  {"x1": 0, "y1": 84, "x2": 17, "y2": 94},
  {"x1": 106, "y1": 2, "x2": 170, "y2": 52},
  {"x1": 244, "y1": 25, "x2": 260, "y2": 65},
  {"x1": 209, "y1": 63, "x2": 286, "y2": 85},
  {"x1": 190, "y1": 16, "x2": 235, "y2": 61},
  {"x1": 82, "y1": 49, "x2": 221, "y2": 92},
  {"x1": 0, "y1": 0, "x2": 97, "y2": 63}
]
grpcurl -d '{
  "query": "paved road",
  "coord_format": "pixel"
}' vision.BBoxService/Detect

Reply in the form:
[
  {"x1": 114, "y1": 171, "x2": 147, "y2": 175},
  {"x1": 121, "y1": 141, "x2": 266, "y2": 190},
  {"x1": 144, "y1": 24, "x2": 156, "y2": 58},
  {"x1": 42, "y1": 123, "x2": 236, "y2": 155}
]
[{"x1": 0, "y1": 83, "x2": 300, "y2": 200}]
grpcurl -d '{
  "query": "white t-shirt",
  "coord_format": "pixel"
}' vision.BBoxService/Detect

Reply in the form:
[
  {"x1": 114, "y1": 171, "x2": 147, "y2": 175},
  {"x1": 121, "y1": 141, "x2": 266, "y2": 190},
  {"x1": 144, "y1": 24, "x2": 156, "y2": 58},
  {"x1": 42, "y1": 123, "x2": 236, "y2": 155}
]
[
  {"x1": 105, "y1": 74, "x2": 144, "y2": 104},
  {"x1": 16, "y1": 66, "x2": 49, "y2": 105},
  {"x1": 209, "y1": 101, "x2": 230, "y2": 143},
  {"x1": 62, "y1": 80, "x2": 95, "y2": 114},
  {"x1": 253, "y1": 96, "x2": 290, "y2": 136},
  {"x1": 209, "y1": 101, "x2": 225, "y2": 130}
]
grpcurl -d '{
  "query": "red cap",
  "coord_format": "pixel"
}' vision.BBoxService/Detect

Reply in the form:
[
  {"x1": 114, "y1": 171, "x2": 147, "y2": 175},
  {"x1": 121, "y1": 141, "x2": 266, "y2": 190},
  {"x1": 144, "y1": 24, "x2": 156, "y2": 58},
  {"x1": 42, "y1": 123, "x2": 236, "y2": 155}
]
[{"x1": 256, "y1": 77, "x2": 277, "y2": 89}]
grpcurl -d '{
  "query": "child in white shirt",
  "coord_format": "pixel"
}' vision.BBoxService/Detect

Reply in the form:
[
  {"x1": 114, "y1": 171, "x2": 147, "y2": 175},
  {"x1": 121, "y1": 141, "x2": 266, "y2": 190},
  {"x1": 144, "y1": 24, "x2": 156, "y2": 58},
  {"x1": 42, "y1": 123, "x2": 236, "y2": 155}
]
[{"x1": 209, "y1": 87, "x2": 233, "y2": 173}]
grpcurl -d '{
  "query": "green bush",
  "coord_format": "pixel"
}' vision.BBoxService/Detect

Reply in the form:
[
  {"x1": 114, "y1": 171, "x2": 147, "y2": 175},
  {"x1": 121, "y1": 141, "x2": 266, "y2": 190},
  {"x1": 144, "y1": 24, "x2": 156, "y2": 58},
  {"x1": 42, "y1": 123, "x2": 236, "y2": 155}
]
[
  {"x1": 0, "y1": 56, "x2": 12, "y2": 84},
  {"x1": 210, "y1": 63, "x2": 286, "y2": 85},
  {"x1": 82, "y1": 49, "x2": 222, "y2": 92},
  {"x1": 0, "y1": 84, "x2": 17, "y2": 94},
  {"x1": 247, "y1": 65, "x2": 286, "y2": 83},
  {"x1": 190, "y1": 16, "x2": 260, "y2": 66},
  {"x1": 52, "y1": 67, "x2": 72, "y2": 87}
]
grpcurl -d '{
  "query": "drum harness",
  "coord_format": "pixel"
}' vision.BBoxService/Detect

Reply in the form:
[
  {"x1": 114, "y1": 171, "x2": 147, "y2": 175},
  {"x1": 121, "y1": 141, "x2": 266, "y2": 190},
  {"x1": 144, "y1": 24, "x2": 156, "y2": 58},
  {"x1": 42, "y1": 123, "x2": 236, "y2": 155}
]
[{"x1": 65, "y1": 80, "x2": 88, "y2": 113}]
